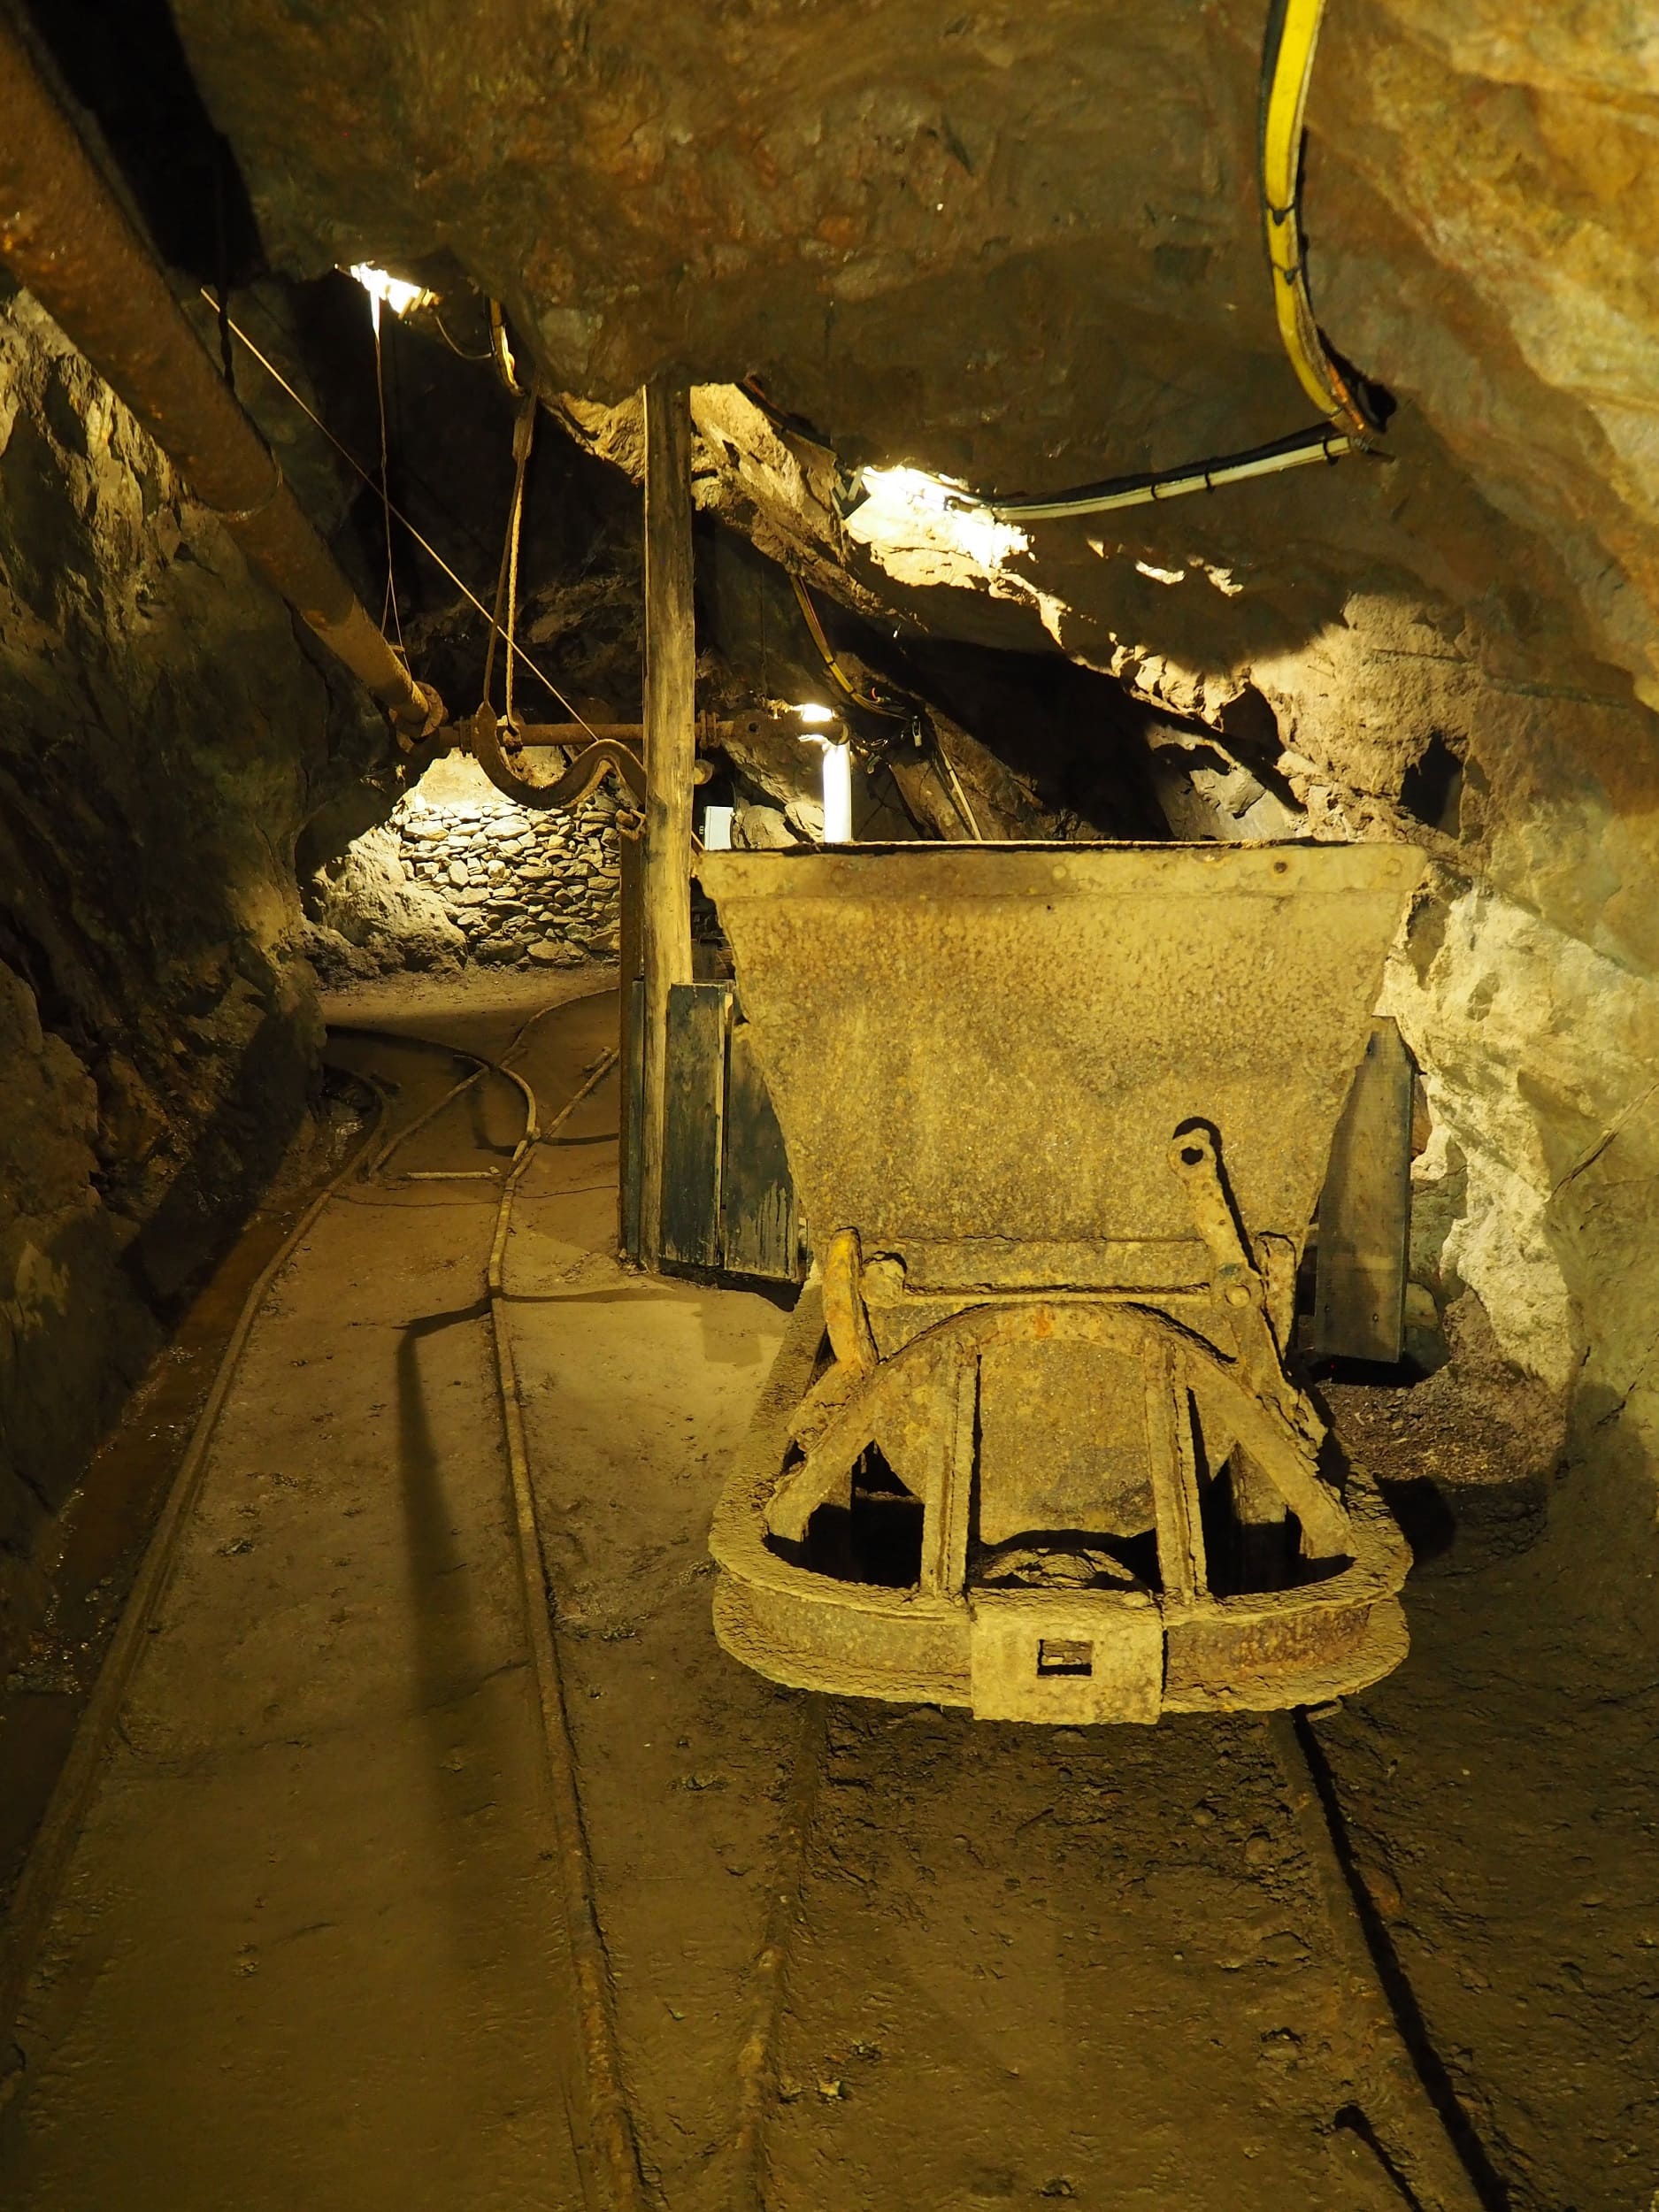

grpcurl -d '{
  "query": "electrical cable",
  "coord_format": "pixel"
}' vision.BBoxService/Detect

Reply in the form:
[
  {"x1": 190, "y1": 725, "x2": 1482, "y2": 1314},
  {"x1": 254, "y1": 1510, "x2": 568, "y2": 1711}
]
[
  {"x1": 334, "y1": 995, "x2": 579, "y2": 1186},
  {"x1": 1259, "y1": 0, "x2": 1382, "y2": 442},
  {"x1": 814, "y1": 4, "x2": 1382, "y2": 528},
  {"x1": 973, "y1": 0, "x2": 1381, "y2": 518},
  {"x1": 368, "y1": 290, "x2": 407, "y2": 657},
  {"x1": 787, "y1": 571, "x2": 989, "y2": 839},
  {"x1": 430, "y1": 307, "x2": 493, "y2": 363},
  {"x1": 980, "y1": 422, "x2": 1358, "y2": 523},
  {"x1": 788, "y1": 573, "x2": 909, "y2": 719},
  {"x1": 489, "y1": 297, "x2": 524, "y2": 397}
]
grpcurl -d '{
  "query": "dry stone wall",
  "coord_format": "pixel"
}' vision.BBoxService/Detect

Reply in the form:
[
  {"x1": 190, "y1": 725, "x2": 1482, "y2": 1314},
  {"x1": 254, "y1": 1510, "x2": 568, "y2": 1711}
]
[
  {"x1": 399, "y1": 782, "x2": 622, "y2": 968},
  {"x1": 304, "y1": 753, "x2": 623, "y2": 976}
]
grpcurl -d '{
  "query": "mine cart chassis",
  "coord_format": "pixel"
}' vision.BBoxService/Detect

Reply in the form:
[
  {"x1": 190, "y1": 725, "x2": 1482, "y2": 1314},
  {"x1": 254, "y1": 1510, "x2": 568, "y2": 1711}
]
[
  {"x1": 710, "y1": 1125, "x2": 1409, "y2": 1724},
  {"x1": 700, "y1": 839, "x2": 1423, "y2": 1724}
]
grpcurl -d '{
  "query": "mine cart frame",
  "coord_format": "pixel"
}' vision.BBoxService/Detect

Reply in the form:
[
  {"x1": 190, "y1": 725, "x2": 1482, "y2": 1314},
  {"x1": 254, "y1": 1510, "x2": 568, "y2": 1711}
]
[
  {"x1": 701, "y1": 841, "x2": 1424, "y2": 1724},
  {"x1": 710, "y1": 1139, "x2": 1410, "y2": 1724}
]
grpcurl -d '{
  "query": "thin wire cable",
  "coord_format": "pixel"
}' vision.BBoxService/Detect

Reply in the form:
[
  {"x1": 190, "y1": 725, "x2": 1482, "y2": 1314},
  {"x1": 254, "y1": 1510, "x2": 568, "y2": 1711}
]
[
  {"x1": 788, "y1": 572, "x2": 908, "y2": 719},
  {"x1": 933, "y1": 732, "x2": 985, "y2": 840},
  {"x1": 205, "y1": 294, "x2": 596, "y2": 736},
  {"x1": 504, "y1": 397, "x2": 532, "y2": 729},
  {"x1": 481, "y1": 389, "x2": 541, "y2": 731},
  {"x1": 369, "y1": 296, "x2": 406, "y2": 657},
  {"x1": 480, "y1": 446, "x2": 516, "y2": 716}
]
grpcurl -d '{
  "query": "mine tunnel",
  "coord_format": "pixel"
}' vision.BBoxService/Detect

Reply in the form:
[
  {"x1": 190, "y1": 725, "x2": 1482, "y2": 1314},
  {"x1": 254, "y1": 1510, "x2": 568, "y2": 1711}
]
[{"x1": 0, "y1": 4, "x2": 1654, "y2": 2208}]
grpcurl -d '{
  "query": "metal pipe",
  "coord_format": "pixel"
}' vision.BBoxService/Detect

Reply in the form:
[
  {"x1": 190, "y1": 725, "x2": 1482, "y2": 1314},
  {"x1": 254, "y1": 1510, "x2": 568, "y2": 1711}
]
[
  {"x1": 469, "y1": 707, "x2": 645, "y2": 812},
  {"x1": 0, "y1": 19, "x2": 441, "y2": 738},
  {"x1": 470, "y1": 706, "x2": 818, "y2": 811}
]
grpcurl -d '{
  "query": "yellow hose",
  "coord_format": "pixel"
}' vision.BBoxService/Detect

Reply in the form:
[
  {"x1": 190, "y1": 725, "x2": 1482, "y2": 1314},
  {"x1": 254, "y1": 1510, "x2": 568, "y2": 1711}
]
[{"x1": 1260, "y1": 0, "x2": 1377, "y2": 442}]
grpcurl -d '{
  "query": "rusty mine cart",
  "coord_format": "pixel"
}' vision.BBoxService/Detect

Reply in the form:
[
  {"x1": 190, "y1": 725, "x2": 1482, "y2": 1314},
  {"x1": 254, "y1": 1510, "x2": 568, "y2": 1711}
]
[{"x1": 698, "y1": 841, "x2": 1425, "y2": 1725}]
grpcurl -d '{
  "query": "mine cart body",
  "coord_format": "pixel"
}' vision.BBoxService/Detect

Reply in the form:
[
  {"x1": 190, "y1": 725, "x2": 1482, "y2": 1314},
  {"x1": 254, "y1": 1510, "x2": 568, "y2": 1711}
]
[{"x1": 699, "y1": 841, "x2": 1425, "y2": 1724}]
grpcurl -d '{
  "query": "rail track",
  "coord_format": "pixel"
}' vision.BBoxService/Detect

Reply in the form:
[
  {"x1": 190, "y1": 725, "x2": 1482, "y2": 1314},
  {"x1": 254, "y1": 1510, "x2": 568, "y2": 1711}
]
[
  {"x1": 465, "y1": 997, "x2": 1507, "y2": 2212},
  {"x1": 3, "y1": 987, "x2": 1511, "y2": 2212}
]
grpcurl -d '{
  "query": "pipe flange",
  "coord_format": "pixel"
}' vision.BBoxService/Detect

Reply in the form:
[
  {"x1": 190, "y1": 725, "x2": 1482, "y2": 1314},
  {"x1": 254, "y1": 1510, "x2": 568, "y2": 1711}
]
[{"x1": 213, "y1": 453, "x2": 286, "y2": 526}]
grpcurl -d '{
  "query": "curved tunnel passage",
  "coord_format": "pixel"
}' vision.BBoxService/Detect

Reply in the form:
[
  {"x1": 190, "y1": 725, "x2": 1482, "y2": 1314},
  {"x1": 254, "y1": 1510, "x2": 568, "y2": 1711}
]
[{"x1": 1, "y1": 6, "x2": 1657, "y2": 2210}]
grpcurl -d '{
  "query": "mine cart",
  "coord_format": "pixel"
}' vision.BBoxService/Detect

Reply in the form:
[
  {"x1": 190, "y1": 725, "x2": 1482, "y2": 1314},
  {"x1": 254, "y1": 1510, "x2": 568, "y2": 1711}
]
[{"x1": 698, "y1": 841, "x2": 1425, "y2": 1724}]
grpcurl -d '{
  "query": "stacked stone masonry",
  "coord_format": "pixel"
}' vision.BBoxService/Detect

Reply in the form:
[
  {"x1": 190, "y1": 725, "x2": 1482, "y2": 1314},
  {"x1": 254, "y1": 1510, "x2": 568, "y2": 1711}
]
[{"x1": 396, "y1": 785, "x2": 623, "y2": 969}]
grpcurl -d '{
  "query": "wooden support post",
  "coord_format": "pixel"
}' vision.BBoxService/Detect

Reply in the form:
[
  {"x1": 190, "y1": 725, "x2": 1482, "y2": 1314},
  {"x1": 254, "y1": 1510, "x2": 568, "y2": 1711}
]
[
  {"x1": 660, "y1": 982, "x2": 731, "y2": 1270},
  {"x1": 615, "y1": 827, "x2": 644, "y2": 1259},
  {"x1": 639, "y1": 375, "x2": 696, "y2": 1271}
]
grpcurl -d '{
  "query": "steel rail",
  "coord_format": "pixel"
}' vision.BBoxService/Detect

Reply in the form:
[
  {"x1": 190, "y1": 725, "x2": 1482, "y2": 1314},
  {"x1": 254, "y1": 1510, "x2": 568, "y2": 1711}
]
[
  {"x1": 308, "y1": 1002, "x2": 646, "y2": 2207},
  {"x1": 485, "y1": 1044, "x2": 645, "y2": 2209},
  {"x1": 1271, "y1": 1714, "x2": 1497, "y2": 2209}
]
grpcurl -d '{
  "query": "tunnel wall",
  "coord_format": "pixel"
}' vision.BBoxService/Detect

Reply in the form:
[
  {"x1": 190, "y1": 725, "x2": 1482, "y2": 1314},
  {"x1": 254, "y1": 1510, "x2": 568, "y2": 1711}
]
[{"x1": 0, "y1": 290, "x2": 363, "y2": 1656}]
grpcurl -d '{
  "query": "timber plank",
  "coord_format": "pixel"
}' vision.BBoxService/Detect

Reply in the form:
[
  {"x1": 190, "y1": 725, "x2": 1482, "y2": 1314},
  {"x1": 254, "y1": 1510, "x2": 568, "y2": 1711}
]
[
  {"x1": 721, "y1": 1019, "x2": 802, "y2": 1282},
  {"x1": 661, "y1": 982, "x2": 730, "y2": 1269}
]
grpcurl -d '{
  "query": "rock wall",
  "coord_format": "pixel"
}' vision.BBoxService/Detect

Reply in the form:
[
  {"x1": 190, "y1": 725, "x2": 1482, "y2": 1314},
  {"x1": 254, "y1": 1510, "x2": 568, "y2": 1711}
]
[
  {"x1": 303, "y1": 752, "x2": 622, "y2": 979},
  {"x1": 0, "y1": 288, "x2": 373, "y2": 1657}
]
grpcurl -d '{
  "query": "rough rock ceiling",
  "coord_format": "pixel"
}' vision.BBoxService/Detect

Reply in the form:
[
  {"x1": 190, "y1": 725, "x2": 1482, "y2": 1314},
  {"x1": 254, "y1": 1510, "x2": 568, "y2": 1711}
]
[{"x1": 170, "y1": 1, "x2": 1656, "y2": 703}]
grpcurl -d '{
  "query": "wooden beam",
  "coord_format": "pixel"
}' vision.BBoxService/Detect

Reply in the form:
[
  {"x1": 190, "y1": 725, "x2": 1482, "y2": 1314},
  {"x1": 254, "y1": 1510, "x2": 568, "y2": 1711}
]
[
  {"x1": 639, "y1": 375, "x2": 697, "y2": 1270},
  {"x1": 720, "y1": 1018, "x2": 803, "y2": 1283},
  {"x1": 661, "y1": 983, "x2": 731, "y2": 1271},
  {"x1": 615, "y1": 836, "x2": 644, "y2": 1260}
]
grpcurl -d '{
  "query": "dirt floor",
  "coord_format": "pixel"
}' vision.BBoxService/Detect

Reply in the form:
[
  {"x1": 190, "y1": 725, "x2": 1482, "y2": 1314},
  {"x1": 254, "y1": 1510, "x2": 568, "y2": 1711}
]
[{"x1": 2, "y1": 976, "x2": 1655, "y2": 2211}]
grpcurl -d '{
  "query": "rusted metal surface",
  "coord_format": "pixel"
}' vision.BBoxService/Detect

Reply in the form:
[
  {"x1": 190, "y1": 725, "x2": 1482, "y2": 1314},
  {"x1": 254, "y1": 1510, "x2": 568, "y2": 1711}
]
[
  {"x1": 1316, "y1": 1015, "x2": 1416, "y2": 1362},
  {"x1": 820, "y1": 1229, "x2": 879, "y2": 1375},
  {"x1": 467, "y1": 709, "x2": 810, "y2": 807},
  {"x1": 469, "y1": 703, "x2": 646, "y2": 811},
  {"x1": 699, "y1": 843, "x2": 1423, "y2": 1267},
  {"x1": 0, "y1": 19, "x2": 439, "y2": 740},
  {"x1": 710, "y1": 1289, "x2": 1410, "y2": 1718},
  {"x1": 701, "y1": 839, "x2": 1425, "y2": 1721}
]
